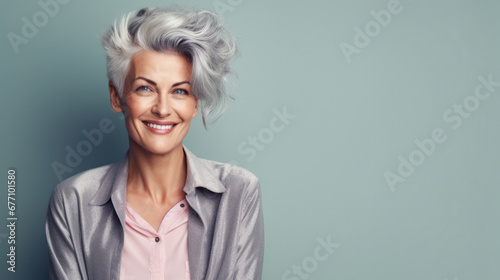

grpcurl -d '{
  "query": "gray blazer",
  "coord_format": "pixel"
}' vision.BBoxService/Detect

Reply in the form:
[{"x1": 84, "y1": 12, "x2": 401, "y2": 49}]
[{"x1": 45, "y1": 144, "x2": 264, "y2": 280}]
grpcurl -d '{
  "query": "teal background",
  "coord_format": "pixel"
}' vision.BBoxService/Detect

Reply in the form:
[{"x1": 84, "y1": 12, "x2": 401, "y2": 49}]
[{"x1": 1, "y1": 0, "x2": 499, "y2": 279}]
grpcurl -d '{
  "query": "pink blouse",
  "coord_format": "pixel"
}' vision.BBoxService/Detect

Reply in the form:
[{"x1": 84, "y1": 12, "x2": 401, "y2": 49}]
[{"x1": 119, "y1": 199, "x2": 190, "y2": 280}]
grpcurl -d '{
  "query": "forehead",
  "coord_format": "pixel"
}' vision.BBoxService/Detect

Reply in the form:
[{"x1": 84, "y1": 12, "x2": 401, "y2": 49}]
[{"x1": 128, "y1": 50, "x2": 192, "y2": 81}]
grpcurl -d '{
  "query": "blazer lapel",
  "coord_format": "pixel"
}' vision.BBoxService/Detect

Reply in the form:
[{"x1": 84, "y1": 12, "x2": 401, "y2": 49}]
[
  {"x1": 186, "y1": 189, "x2": 221, "y2": 279},
  {"x1": 182, "y1": 145, "x2": 226, "y2": 279},
  {"x1": 88, "y1": 152, "x2": 129, "y2": 280},
  {"x1": 89, "y1": 151, "x2": 129, "y2": 228}
]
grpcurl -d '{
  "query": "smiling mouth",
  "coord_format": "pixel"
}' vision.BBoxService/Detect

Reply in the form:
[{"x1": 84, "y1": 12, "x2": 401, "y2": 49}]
[{"x1": 143, "y1": 122, "x2": 177, "y2": 131}]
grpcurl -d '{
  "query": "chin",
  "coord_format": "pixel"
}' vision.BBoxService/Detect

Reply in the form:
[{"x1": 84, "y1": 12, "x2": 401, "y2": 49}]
[{"x1": 141, "y1": 142, "x2": 182, "y2": 156}]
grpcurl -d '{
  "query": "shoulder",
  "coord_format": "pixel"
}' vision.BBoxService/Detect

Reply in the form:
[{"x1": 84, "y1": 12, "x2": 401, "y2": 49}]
[
  {"x1": 198, "y1": 157, "x2": 261, "y2": 194},
  {"x1": 192, "y1": 158, "x2": 264, "y2": 224},
  {"x1": 50, "y1": 163, "x2": 114, "y2": 203}
]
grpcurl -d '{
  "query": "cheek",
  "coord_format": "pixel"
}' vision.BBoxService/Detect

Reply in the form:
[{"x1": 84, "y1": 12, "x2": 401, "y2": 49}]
[
  {"x1": 176, "y1": 99, "x2": 198, "y2": 119},
  {"x1": 125, "y1": 97, "x2": 151, "y2": 118},
  {"x1": 180, "y1": 108, "x2": 197, "y2": 121}
]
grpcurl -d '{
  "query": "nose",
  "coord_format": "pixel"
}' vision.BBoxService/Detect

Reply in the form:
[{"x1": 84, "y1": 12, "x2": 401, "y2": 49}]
[{"x1": 151, "y1": 94, "x2": 171, "y2": 117}]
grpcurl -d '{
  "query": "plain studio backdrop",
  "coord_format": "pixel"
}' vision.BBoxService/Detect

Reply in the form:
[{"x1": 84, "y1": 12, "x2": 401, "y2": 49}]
[{"x1": 1, "y1": 0, "x2": 499, "y2": 279}]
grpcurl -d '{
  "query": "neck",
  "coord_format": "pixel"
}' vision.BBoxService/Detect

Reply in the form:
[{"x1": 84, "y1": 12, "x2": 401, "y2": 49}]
[{"x1": 127, "y1": 139, "x2": 187, "y2": 204}]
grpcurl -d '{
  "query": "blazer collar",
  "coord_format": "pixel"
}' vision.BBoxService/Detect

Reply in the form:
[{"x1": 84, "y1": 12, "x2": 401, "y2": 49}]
[
  {"x1": 89, "y1": 144, "x2": 226, "y2": 207},
  {"x1": 182, "y1": 144, "x2": 226, "y2": 195}
]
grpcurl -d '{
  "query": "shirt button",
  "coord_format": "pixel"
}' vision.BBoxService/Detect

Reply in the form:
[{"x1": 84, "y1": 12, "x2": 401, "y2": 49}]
[
  {"x1": 155, "y1": 237, "x2": 160, "y2": 242},
  {"x1": 180, "y1": 203, "x2": 185, "y2": 208}
]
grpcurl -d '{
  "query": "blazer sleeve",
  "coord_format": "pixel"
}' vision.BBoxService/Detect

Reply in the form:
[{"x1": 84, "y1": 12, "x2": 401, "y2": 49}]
[
  {"x1": 45, "y1": 185, "x2": 85, "y2": 280},
  {"x1": 233, "y1": 177, "x2": 265, "y2": 280}
]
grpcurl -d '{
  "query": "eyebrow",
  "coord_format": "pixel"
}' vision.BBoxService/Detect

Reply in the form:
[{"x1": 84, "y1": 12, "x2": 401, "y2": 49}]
[
  {"x1": 172, "y1": 81, "x2": 191, "y2": 87},
  {"x1": 135, "y1": 77, "x2": 191, "y2": 88}
]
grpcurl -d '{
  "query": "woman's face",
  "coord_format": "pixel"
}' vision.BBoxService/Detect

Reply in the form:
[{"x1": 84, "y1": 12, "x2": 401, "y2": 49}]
[{"x1": 109, "y1": 50, "x2": 198, "y2": 155}]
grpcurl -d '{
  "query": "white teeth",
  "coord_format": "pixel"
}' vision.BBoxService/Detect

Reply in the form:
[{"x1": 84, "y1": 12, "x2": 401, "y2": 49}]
[{"x1": 146, "y1": 122, "x2": 174, "y2": 130}]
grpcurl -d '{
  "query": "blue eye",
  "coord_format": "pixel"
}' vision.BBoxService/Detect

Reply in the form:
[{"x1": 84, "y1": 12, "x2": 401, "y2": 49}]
[
  {"x1": 173, "y1": 89, "x2": 188, "y2": 95},
  {"x1": 136, "y1": 85, "x2": 152, "y2": 92}
]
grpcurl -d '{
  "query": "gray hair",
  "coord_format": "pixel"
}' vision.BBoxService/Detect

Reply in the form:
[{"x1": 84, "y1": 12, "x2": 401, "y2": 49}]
[{"x1": 101, "y1": 7, "x2": 237, "y2": 129}]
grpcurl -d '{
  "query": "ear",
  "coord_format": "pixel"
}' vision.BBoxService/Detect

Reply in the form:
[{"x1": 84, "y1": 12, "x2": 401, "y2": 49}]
[
  {"x1": 109, "y1": 81, "x2": 123, "y2": 113},
  {"x1": 192, "y1": 97, "x2": 199, "y2": 118}
]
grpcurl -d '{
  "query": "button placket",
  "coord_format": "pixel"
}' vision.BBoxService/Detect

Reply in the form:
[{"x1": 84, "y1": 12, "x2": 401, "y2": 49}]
[{"x1": 150, "y1": 235, "x2": 162, "y2": 279}]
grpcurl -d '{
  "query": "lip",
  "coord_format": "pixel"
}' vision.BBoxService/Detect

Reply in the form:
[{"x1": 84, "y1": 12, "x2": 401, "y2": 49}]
[
  {"x1": 142, "y1": 121, "x2": 177, "y2": 135},
  {"x1": 143, "y1": 120, "x2": 177, "y2": 125}
]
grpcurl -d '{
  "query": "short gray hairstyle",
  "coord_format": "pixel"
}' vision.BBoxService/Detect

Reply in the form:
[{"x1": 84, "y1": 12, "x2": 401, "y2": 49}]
[{"x1": 101, "y1": 7, "x2": 237, "y2": 129}]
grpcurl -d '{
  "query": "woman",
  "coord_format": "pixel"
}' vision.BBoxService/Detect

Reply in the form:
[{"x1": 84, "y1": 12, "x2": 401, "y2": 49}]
[{"x1": 45, "y1": 7, "x2": 264, "y2": 280}]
